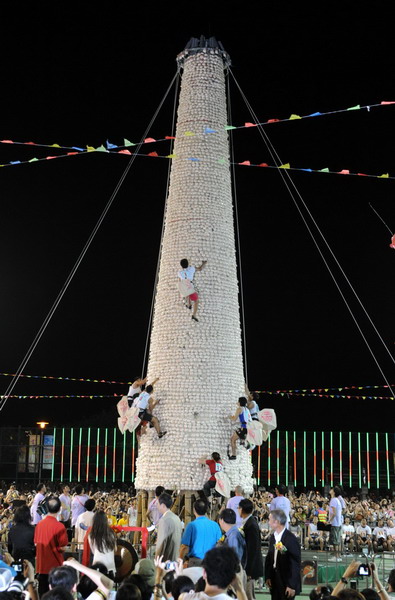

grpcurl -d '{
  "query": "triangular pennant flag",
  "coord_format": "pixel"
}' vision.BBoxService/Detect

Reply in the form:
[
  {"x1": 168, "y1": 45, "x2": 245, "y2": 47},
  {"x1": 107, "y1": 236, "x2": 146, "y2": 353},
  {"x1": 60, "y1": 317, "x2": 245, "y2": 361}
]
[
  {"x1": 338, "y1": 169, "x2": 350, "y2": 174},
  {"x1": 50, "y1": 143, "x2": 61, "y2": 148},
  {"x1": 289, "y1": 114, "x2": 302, "y2": 120},
  {"x1": 347, "y1": 105, "x2": 361, "y2": 111},
  {"x1": 46, "y1": 156, "x2": 57, "y2": 160},
  {"x1": 300, "y1": 168, "x2": 312, "y2": 172},
  {"x1": 166, "y1": 153, "x2": 177, "y2": 159},
  {"x1": 267, "y1": 119, "x2": 280, "y2": 123},
  {"x1": 381, "y1": 101, "x2": 395, "y2": 105},
  {"x1": 204, "y1": 127, "x2": 217, "y2": 134},
  {"x1": 308, "y1": 112, "x2": 322, "y2": 117},
  {"x1": 258, "y1": 163, "x2": 269, "y2": 167},
  {"x1": 279, "y1": 163, "x2": 290, "y2": 169},
  {"x1": 239, "y1": 160, "x2": 251, "y2": 166},
  {"x1": 118, "y1": 150, "x2": 132, "y2": 155},
  {"x1": 1, "y1": 140, "x2": 14, "y2": 144},
  {"x1": 72, "y1": 146, "x2": 85, "y2": 151},
  {"x1": 357, "y1": 173, "x2": 368, "y2": 176},
  {"x1": 378, "y1": 173, "x2": 389, "y2": 178},
  {"x1": 245, "y1": 122, "x2": 257, "y2": 127},
  {"x1": 106, "y1": 140, "x2": 118, "y2": 149},
  {"x1": 165, "y1": 136, "x2": 176, "y2": 140},
  {"x1": 188, "y1": 157, "x2": 199, "y2": 161},
  {"x1": 95, "y1": 145, "x2": 107, "y2": 152},
  {"x1": 25, "y1": 142, "x2": 36, "y2": 145},
  {"x1": 218, "y1": 158, "x2": 226, "y2": 164},
  {"x1": 124, "y1": 139, "x2": 136, "y2": 147},
  {"x1": 67, "y1": 152, "x2": 78, "y2": 156},
  {"x1": 28, "y1": 158, "x2": 39, "y2": 162},
  {"x1": 319, "y1": 168, "x2": 330, "y2": 172},
  {"x1": 148, "y1": 151, "x2": 158, "y2": 157},
  {"x1": 10, "y1": 161, "x2": 21, "y2": 164},
  {"x1": 184, "y1": 131, "x2": 195, "y2": 136},
  {"x1": 224, "y1": 125, "x2": 237, "y2": 130},
  {"x1": 86, "y1": 146, "x2": 95, "y2": 152},
  {"x1": 144, "y1": 137, "x2": 156, "y2": 143}
]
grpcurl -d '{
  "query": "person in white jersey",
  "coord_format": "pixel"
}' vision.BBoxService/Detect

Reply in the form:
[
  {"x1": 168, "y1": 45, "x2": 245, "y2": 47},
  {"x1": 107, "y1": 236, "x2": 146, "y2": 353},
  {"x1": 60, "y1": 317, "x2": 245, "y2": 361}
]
[
  {"x1": 127, "y1": 375, "x2": 159, "y2": 406},
  {"x1": 269, "y1": 484, "x2": 291, "y2": 528},
  {"x1": 133, "y1": 385, "x2": 166, "y2": 438},
  {"x1": 177, "y1": 258, "x2": 207, "y2": 322}
]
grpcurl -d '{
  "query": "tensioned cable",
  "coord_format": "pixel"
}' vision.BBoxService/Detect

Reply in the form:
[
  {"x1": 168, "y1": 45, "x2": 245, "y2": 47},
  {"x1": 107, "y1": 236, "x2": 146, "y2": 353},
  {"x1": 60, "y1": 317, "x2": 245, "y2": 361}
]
[
  {"x1": 226, "y1": 71, "x2": 249, "y2": 386},
  {"x1": 228, "y1": 69, "x2": 395, "y2": 398},
  {"x1": 140, "y1": 70, "x2": 181, "y2": 377},
  {"x1": 0, "y1": 71, "x2": 179, "y2": 414}
]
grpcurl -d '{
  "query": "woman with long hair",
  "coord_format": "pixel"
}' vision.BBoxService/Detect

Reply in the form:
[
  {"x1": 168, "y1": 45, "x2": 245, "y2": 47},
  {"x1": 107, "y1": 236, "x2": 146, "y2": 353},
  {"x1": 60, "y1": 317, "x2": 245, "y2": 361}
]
[
  {"x1": 8, "y1": 504, "x2": 35, "y2": 565},
  {"x1": 85, "y1": 510, "x2": 116, "y2": 577}
]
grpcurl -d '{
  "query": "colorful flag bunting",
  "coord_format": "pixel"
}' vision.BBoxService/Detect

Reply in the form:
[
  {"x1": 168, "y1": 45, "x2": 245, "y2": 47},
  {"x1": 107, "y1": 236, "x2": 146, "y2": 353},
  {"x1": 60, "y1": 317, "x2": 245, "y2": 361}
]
[
  {"x1": 245, "y1": 122, "x2": 257, "y2": 127},
  {"x1": 118, "y1": 150, "x2": 132, "y2": 155},
  {"x1": 124, "y1": 139, "x2": 135, "y2": 147},
  {"x1": 204, "y1": 127, "x2": 217, "y2": 134},
  {"x1": 279, "y1": 163, "x2": 290, "y2": 169},
  {"x1": 289, "y1": 114, "x2": 302, "y2": 120},
  {"x1": 184, "y1": 131, "x2": 195, "y2": 136},
  {"x1": 239, "y1": 160, "x2": 251, "y2": 165},
  {"x1": 106, "y1": 140, "x2": 118, "y2": 149},
  {"x1": 224, "y1": 125, "x2": 237, "y2": 130},
  {"x1": 144, "y1": 137, "x2": 156, "y2": 143}
]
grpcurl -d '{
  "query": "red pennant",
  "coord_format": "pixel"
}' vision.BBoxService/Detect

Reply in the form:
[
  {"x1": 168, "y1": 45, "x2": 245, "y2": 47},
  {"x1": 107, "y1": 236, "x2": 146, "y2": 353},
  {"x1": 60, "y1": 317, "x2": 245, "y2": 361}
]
[
  {"x1": 67, "y1": 152, "x2": 79, "y2": 156},
  {"x1": 1, "y1": 140, "x2": 14, "y2": 144},
  {"x1": 357, "y1": 173, "x2": 368, "y2": 176},
  {"x1": 239, "y1": 160, "x2": 251, "y2": 165},
  {"x1": 144, "y1": 137, "x2": 156, "y2": 143},
  {"x1": 46, "y1": 156, "x2": 57, "y2": 160},
  {"x1": 381, "y1": 101, "x2": 395, "y2": 105},
  {"x1": 338, "y1": 169, "x2": 350, "y2": 174},
  {"x1": 118, "y1": 150, "x2": 132, "y2": 155},
  {"x1": 267, "y1": 119, "x2": 280, "y2": 123},
  {"x1": 148, "y1": 151, "x2": 159, "y2": 157},
  {"x1": 259, "y1": 163, "x2": 269, "y2": 167},
  {"x1": 165, "y1": 136, "x2": 176, "y2": 140},
  {"x1": 244, "y1": 122, "x2": 257, "y2": 127},
  {"x1": 25, "y1": 142, "x2": 37, "y2": 145}
]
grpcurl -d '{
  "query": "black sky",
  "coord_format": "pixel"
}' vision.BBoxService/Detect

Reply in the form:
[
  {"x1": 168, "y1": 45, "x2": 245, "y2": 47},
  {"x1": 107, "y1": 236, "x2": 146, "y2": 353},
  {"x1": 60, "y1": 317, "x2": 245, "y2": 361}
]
[{"x1": 0, "y1": 4, "x2": 394, "y2": 430}]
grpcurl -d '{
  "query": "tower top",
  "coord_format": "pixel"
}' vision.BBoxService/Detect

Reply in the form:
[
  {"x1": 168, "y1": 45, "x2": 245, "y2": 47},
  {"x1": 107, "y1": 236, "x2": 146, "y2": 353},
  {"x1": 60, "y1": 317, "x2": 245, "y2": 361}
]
[{"x1": 177, "y1": 36, "x2": 231, "y2": 68}]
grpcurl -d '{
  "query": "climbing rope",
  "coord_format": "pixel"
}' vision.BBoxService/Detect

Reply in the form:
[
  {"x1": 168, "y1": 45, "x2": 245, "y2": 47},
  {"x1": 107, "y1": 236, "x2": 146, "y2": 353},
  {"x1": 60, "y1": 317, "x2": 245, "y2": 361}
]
[
  {"x1": 0, "y1": 71, "x2": 180, "y2": 414},
  {"x1": 229, "y1": 68, "x2": 395, "y2": 399}
]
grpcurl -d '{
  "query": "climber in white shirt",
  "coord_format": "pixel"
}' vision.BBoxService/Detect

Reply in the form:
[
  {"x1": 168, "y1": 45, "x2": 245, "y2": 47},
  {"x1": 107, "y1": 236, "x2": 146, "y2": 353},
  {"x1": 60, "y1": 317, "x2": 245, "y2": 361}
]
[{"x1": 177, "y1": 258, "x2": 207, "y2": 322}]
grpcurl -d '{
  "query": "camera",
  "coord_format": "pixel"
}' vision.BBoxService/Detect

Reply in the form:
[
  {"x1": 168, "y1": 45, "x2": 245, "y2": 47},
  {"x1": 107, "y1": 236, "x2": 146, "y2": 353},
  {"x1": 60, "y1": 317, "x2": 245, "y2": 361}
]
[
  {"x1": 164, "y1": 561, "x2": 177, "y2": 571},
  {"x1": 12, "y1": 560, "x2": 23, "y2": 573},
  {"x1": 357, "y1": 564, "x2": 371, "y2": 577}
]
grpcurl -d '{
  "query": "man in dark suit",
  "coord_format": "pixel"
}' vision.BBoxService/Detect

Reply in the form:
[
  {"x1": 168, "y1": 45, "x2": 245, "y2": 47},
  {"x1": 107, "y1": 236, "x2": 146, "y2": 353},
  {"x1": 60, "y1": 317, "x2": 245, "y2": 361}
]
[
  {"x1": 239, "y1": 499, "x2": 264, "y2": 600},
  {"x1": 265, "y1": 509, "x2": 301, "y2": 600}
]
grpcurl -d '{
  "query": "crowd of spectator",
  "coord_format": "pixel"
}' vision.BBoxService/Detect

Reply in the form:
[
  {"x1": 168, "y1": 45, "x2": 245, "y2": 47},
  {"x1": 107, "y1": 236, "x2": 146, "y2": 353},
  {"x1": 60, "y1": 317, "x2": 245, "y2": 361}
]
[{"x1": 0, "y1": 481, "x2": 394, "y2": 600}]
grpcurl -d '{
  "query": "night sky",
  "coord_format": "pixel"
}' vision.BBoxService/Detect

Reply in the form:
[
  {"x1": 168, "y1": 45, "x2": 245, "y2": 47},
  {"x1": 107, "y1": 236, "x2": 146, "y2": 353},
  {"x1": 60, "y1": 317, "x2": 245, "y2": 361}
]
[{"x1": 1, "y1": 4, "x2": 394, "y2": 431}]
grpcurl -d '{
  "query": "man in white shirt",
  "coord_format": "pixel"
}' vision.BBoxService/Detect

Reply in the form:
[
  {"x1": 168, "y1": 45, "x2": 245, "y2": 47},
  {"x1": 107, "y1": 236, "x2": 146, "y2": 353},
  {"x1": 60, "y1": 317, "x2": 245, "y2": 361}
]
[
  {"x1": 74, "y1": 499, "x2": 96, "y2": 545},
  {"x1": 373, "y1": 519, "x2": 388, "y2": 552},
  {"x1": 59, "y1": 485, "x2": 72, "y2": 528},
  {"x1": 269, "y1": 484, "x2": 291, "y2": 527},
  {"x1": 328, "y1": 487, "x2": 342, "y2": 561},
  {"x1": 132, "y1": 386, "x2": 166, "y2": 438},
  {"x1": 226, "y1": 486, "x2": 245, "y2": 527},
  {"x1": 385, "y1": 519, "x2": 395, "y2": 551},
  {"x1": 177, "y1": 258, "x2": 207, "y2": 322},
  {"x1": 356, "y1": 518, "x2": 372, "y2": 552},
  {"x1": 71, "y1": 485, "x2": 89, "y2": 528},
  {"x1": 342, "y1": 517, "x2": 355, "y2": 553},
  {"x1": 31, "y1": 483, "x2": 46, "y2": 525}
]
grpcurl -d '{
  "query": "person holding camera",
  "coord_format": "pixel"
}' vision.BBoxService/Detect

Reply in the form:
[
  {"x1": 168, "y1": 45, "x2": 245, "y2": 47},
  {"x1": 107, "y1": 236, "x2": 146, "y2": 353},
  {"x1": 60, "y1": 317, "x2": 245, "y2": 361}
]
[
  {"x1": 332, "y1": 561, "x2": 390, "y2": 600},
  {"x1": 34, "y1": 496, "x2": 69, "y2": 596}
]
